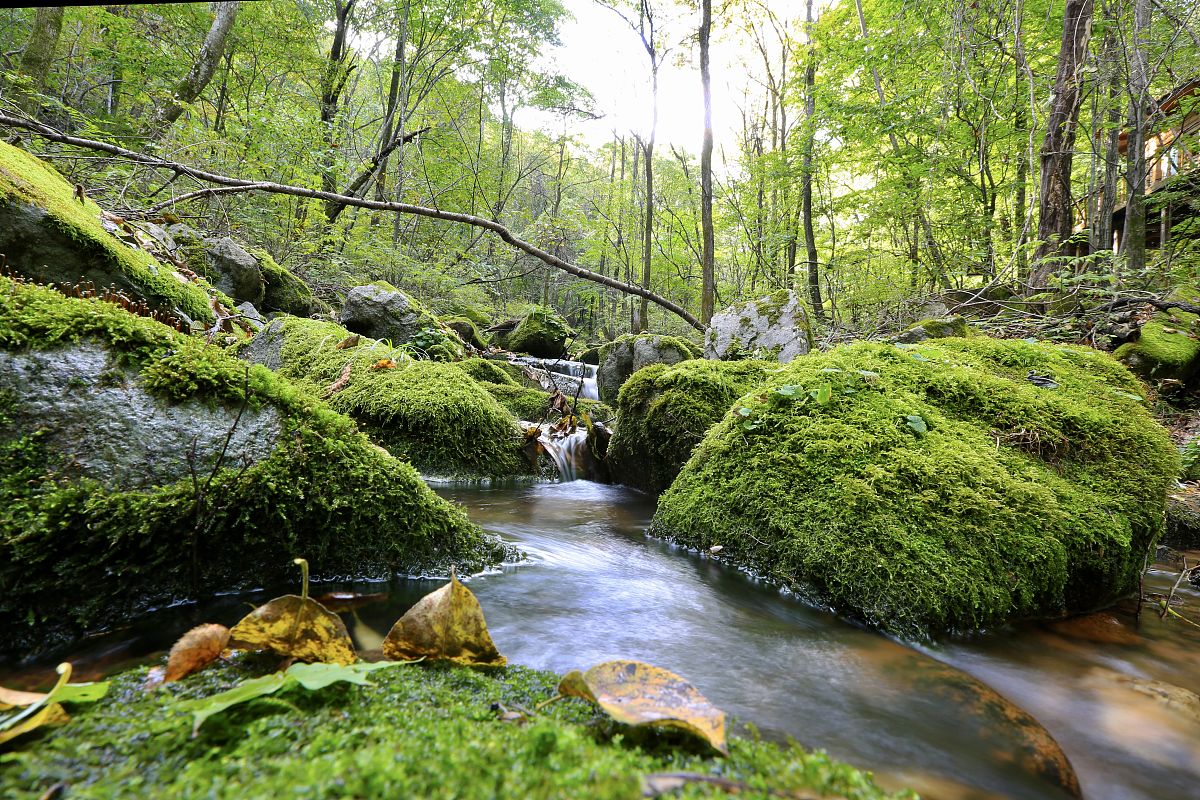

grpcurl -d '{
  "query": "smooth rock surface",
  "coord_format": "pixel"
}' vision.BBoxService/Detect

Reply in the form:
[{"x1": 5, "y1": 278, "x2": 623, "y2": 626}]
[{"x1": 705, "y1": 290, "x2": 811, "y2": 363}]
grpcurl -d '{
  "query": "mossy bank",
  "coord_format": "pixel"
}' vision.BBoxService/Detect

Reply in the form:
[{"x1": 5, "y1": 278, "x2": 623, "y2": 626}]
[
  {"x1": 653, "y1": 337, "x2": 1179, "y2": 637},
  {"x1": 0, "y1": 278, "x2": 505, "y2": 657},
  {"x1": 0, "y1": 657, "x2": 909, "y2": 800}
]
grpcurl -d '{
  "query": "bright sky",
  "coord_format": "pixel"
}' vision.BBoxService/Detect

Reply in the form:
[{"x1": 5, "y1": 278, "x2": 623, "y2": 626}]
[{"x1": 523, "y1": 0, "x2": 809, "y2": 158}]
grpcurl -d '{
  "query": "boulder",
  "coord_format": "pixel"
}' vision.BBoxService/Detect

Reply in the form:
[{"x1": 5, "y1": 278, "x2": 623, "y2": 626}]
[
  {"x1": 241, "y1": 317, "x2": 528, "y2": 478},
  {"x1": 256, "y1": 250, "x2": 329, "y2": 317},
  {"x1": 1114, "y1": 288, "x2": 1200, "y2": 388},
  {"x1": 894, "y1": 315, "x2": 969, "y2": 344},
  {"x1": 505, "y1": 306, "x2": 574, "y2": 359},
  {"x1": 0, "y1": 141, "x2": 216, "y2": 323},
  {"x1": 203, "y1": 236, "x2": 264, "y2": 306},
  {"x1": 705, "y1": 290, "x2": 813, "y2": 363},
  {"x1": 0, "y1": 277, "x2": 504, "y2": 657},
  {"x1": 339, "y1": 281, "x2": 440, "y2": 344},
  {"x1": 606, "y1": 359, "x2": 774, "y2": 495},
  {"x1": 595, "y1": 333, "x2": 700, "y2": 402},
  {"x1": 652, "y1": 337, "x2": 1179, "y2": 637},
  {"x1": 442, "y1": 316, "x2": 488, "y2": 350},
  {"x1": 1166, "y1": 488, "x2": 1200, "y2": 550}
]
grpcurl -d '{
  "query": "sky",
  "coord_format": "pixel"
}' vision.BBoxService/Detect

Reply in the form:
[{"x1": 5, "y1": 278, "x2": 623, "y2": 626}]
[{"x1": 522, "y1": 0, "x2": 807, "y2": 158}]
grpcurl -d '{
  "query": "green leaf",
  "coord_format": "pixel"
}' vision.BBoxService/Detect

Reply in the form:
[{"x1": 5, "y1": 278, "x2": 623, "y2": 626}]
[
  {"x1": 904, "y1": 414, "x2": 928, "y2": 437},
  {"x1": 774, "y1": 385, "x2": 799, "y2": 398},
  {"x1": 814, "y1": 383, "x2": 832, "y2": 406},
  {"x1": 737, "y1": 407, "x2": 753, "y2": 417},
  {"x1": 1111, "y1": 390, "x2": 1144, "y2": 401}
]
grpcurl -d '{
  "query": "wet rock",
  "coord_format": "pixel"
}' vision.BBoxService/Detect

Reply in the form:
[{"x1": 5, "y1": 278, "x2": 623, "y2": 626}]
[
  {"x1": 596, "y1": 333, "x2": 698, "y2": 402},
  {"x1": 705, "y1": 290, "x2": 812, "y2": 363},
  {"x1": 1045, "y1": 612, "x2": 1141, "y2": 646},
  {"x1": 1166, "y1": 488, "x2": 1200, "y2": 549}
]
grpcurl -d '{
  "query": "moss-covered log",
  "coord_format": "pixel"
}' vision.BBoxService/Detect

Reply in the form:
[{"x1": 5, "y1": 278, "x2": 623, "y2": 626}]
[{"x1": 652, "y1": 338, "x2": 1179, "y2": 637}]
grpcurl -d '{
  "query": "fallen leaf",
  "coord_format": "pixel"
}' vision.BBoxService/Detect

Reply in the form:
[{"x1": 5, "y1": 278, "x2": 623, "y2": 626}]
[
  {"x1": 381, "y1": 568, "x2": 506, "y2": 666},
  {"x1": 161, "y1": 624, "x2": 230, "y2": 684},
  {"x1": 0, "y1": 663, "x2": 108, "y2": 747},
  {"x1": 371, "y1": 358, "x2": 397, "y2": 370},
  {"x1": 334, "y1": 334, "x2": 361, "y2": 350},
  {"x1": 322, "y1": 362, "x2": 354, "y2": 398},
  {"x1": 227, "y1": 559, "x2": 357, "y2": 666},
  {"x1": 558, "y1": 660, "x2": 727, "y2": 754}
]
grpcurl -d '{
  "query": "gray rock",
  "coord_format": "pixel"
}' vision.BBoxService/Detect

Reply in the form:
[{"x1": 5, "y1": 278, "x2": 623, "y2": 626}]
[
  {"x1": 597, "y1": 334, "x2": 695, "y2": 402},
  {"x1": 705, "y1": 290, "x2": 812, "y2": 363},
  {"x1": 894, "y1": 315, "x2": 969, "y2": 344},
  {"x1": 0, "y1": 344, "x2": 281, "y2": 491},
  {"x1": 204, "y1": 236, "x2": 264, "y2": 305},
  {"x1": 240, "y1": 317, "x2": 287, "y2": 371},
  {"x1": 339, "y1": 282, "x2": 438, "y2": 344},
  {"x1": 236, "y1": 301, "x2": 267, "y2": 331}
]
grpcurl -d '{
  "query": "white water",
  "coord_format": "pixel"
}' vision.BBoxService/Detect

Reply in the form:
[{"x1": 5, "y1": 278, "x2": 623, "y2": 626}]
[{"x1": 508, "y1": 356, "x2": 599, "y2": 400}]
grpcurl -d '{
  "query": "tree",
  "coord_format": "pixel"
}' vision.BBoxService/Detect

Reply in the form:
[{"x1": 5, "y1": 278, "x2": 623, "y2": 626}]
[
  {"x1": 150, "y1": 1, "x2": 241, "y2": 135},
  {"x1": 14, "y1": 6, "x2": 65, "y2": 116},
  {"x1": 699, "y1": 0, "x2": 716, "y2": 323}
]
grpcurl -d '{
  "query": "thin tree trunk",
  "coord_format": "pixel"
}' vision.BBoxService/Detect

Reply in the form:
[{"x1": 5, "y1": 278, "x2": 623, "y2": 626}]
[
  {"x1": 319, "y1": 0, "x2": 356, "y2": 199},
  {"x1": 150, "y1": 2, "x2": 239, "y2": 134},
  {"x1": 699, "y1": 0, "x2": 716, "y2": 324},
  {"x1": 802, "y1": 0, "x2": 824, "y2": 320},
  {"x1": 16, "y1": 6, "x2": 65, "y2": 116},
  {"x1": 1121, "y1": 0, "x2": 1152, "y2": 273}
]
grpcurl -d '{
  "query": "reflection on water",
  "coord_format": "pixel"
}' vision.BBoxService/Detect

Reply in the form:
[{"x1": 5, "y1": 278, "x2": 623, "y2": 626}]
[{"x1": 4, "y1": 480, "x2": 1199, "y2": 800}]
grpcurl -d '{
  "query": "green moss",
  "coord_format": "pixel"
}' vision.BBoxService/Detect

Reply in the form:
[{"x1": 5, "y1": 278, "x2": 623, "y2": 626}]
[
  {"x1": 0, "y1": 278, "x2": 502, "y2": 655},
  {"x1": 899, "y1": 316, "x2": 969, "y2": 341},
  {"x1": 607, "y1": 360, "x2": 776, "y2": 494},
  {"x1": 264, "y1": 318, "x2": 529, "y2": 478},
  {"x1": 478, "y1": 382, "x2": 612, "y2": 423},
  {"x1": 652, "y1": 338, "x2": 1179, "y2": 637},
  {"x1": 756, "y1": 290, "x2": 793, "y2": 328},
  {"x1": 254, "y1": 250, "x2": 329, "y2": 317},
  {"x1": 596, "y1": 333, "x2": 700, "y2": 402},
  {"x1": 403, "y1": 325, "x2": 468, "y2": 362},
  {"x1": 0, "y1": 659, "x2": 907, "y2": 800},
  {"x1": 456, "y1": 357, "x2": 519, "y2": 386},
  {"x1": 1114, "y1": 290, "x2": 1200, "y2": 384},
  {"x1": 506, "y1": 306, "x2": 574, "y2": 358},
  {"x1": 442, "y1": 316, "x2": 489, "y2": 349},
  {"x1": 0, "y1": 142, "x2": 219, "y2": 323}
]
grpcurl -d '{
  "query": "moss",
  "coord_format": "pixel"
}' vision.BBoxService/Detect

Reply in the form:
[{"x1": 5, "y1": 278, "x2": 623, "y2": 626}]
[
  {"x1": 0, "y1": 659, "x2": 907, "y2": 800},
  {"x1": 506, "y1": 306, "x2": 574, "y2": 358},
  {"x1": 455, "y1": 357, "x2": 520, "y2": 386},
  {"x1": 263, "y1": 318, "x2": 529, "y2": 478},
  {"x1": 607, "y1": 360, "x2": 776, "y2": 494},
  {"x1": 652, "y1": 338, "x2": 1179, "y2": 638},
  {"x1": 0, "y1": 277, "x2": 502, "y2": 656},
  {"x1": 596, "y1": 333, "x2": 700, "y2": 403},
  {"x1": 0, "y1": 142, "x2": 218, "y2": 323},
  {"x1": 403, "y1": 325, "x2": 467, "y2": 362},
  {"x1": 254, "y1": 250, "x2": 330, "y2": 317},
  {"x1": 755, "y1": 289, "x2": 793, "y2": 328},
  {"x1": 898, "y1": 316, "x2": 969, "y2": 343},
  {"x1": 1114, "y1": 289, "x2": 1200, "y2": 385},
  {"x1": 478, "y1": 382, "x2": 612, "y2": 423},
  {"x1": 442, "y1": 316, "x2": 489, "y2": 349}
]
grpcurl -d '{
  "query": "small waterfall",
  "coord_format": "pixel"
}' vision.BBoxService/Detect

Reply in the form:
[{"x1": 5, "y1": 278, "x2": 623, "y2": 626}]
[
  {"x1": 509, "y1": 356, "x2": 599, "y2": 401},
  {"x1": 536, "y1": 425, "x2": 591, "y2": 482}
]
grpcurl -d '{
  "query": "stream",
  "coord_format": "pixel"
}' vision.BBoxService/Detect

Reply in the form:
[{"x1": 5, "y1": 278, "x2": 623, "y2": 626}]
[{"x1": 5, "y1": 479, "x2": 1199, "y2": 799}]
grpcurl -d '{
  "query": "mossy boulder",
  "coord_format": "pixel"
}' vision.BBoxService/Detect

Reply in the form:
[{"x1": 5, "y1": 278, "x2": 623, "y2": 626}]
[
  {"x1": 1166, "y1": 488, "x2": 1200, "y2": 549},
  {"x1": 705, "y1": 290, "x2": 813, "y2": 363},
  {"x1": 895, "y1": 315, "x2": 970, "y2": 344},
  {"x1": 0, "y1": 278, "x2": 502, "y2": 657},
  {"x1": 596, "y1": 333, "x2": 700, "y2": 403},
  {"x1": 256, "y1": 250, "x2": 329, "y2": 317},
  {"x1": 442, "y1": 315, "x2": 489, "y2": 350},
  {"x1": 505, "y1": 306, "x2": 574, "y2": 359},
  {"x1": 338, "y1": 282, "x2": 441, "y2": 345},
  {"x1": 476, "y1": 381, "x2": 612, "y2": 424},
  {"x1": 241, "y1": 318, "x2": 528, "y2": 478},
  {"x1": 607, "y1": 360, "x2": 775, "y2": 495},
  {"x1": 1114, "y1": 288, "x2": 1200, "y2": 387},
  {"x1": 0, "y1": 142, "x2": 218, "y2": 323},
  {"x1": 652, "y1": 337, "x2": 1179, "y2": 637},
  {"x1": 454, "y1": 357, "x2": 520, "y2": 386},
  {"x1": 0, "y1": 658, "x2": 906, "y2": 800}
]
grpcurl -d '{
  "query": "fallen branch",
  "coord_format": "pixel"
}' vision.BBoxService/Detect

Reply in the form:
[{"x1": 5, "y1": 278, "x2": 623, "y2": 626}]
[{"x1": 0, "y1": 114, "x2": 703, "y2": 331}]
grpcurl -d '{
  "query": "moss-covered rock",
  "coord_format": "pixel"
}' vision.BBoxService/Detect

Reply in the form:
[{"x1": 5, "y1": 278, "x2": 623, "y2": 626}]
[
  {"x1": 705, "y1": 290, "x2": 813, "y2": 363},
  {"x1": 0, "y1": 658, "x2": 907, "y2": 800},
  {"x1": 596, "y1": 333, "x2": 699, "y2": 403},
  {"x1": 256, "y1": 250, "x2": 330, "y2": 317},
  {"x1": 607, "y1": 360, "x2": 775, "y2": 495},
  {"x1": 1165, "y1": 488, "x2": 1200, "y2": 550},
  {"x1": 338, "y1": 281, "x2": 440, "y2": 343},
  {"x1": 0, "y1": 142, "x2": 219, "y2": 323},
  {"x1": 241, "y1": 318, "x2": 528, "y2": 478},
  {"x1": 652, "y1": 337, "x2": 1179, "y2": 637},
  {"x1": 894, "y1": 315, "x2": 970, "y2": 344},
  {"x1": 455, "y1": 357, "x2": 520, "y2": 386},
  {"x1": 1114, "y1": 289, "x2": 1200, "y2": 386},
  {"x1": 0, "y1": 278, "x2": 502, "y2": 657},
  {"x1": 477, "y1": 381, "x2": 612, "y2": 423},
  {"x1": 442, "y1": 315, "x2": 489, "y2": 350},
  {"x1": 506, "y1": 306, "x2": 574, "y2": 359}
]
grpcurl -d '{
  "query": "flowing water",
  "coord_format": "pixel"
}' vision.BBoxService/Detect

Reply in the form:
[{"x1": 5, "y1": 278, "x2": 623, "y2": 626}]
[
  {"x1": 5, "y1": 479, "x2": 1199, "y2": 800},
  {"x1": 507, "y1": 356, "x2": 599, "y2": 400}
]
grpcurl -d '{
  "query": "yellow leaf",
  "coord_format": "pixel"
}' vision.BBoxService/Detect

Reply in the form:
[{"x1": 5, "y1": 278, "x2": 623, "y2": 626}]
[
  {"x1": 162, "y1": 624, "x2": 230, "y2": 684},
  {"x1": 371, "y1": 358, "x2": 397, "y2": 370},
  {"x1": 227, "y1": 559, "x2": 356, "y2": 666},
  {"x1": 381, "y1": 569, "x2": 505, "y2": 666},
  {"x1": 0, "y1": 702, "x2": 69, "y2": 746},
  {"x1": 558, "y1": 660, "x2": 728, "y2": 755}
]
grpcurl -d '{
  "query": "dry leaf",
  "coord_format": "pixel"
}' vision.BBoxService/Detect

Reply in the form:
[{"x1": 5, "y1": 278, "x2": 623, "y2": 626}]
[
  {"x1": 163, "y1": 624, "x2": 230, "y2": 683},
  {"x1": 381, "y1": 568, "x2": 505, "y2": 666},
  {"x1": 334, "y1": 334, "x2": 361, "y2": 350},
  {"x1": 371, "y1": 358, "x2": 398, "y2": 370},
  {"x1": 1, "y1": 663, "x2": 107, "y2": 747},
  {"x1": 322, "y1": 362, "x2": 354, "y2": 398},
  {"x1": 559, "y1": 660, "x2": 728, "y2": 755}
]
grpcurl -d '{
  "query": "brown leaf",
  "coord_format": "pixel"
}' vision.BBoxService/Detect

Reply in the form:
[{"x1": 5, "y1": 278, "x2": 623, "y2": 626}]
[
  {"x1": 322, "y1": 362, "x2": 354, "y2": 398},
  {"x1": 371, "y1": 358, "x2": 398, "y2": 370},
  {"x1": 381, "y1": 569, "x2": 505, "y2": 666},
  {"x1": 334, "y1": 334, "x2": 361, "y2": 350},
  {"x1": 559, "y1": 660, "x2": 728, "y2": 754},
  {"x1": 228, "y1": 596, "x2": 356, "y2": 666},
  {"x1": 162, "y1": 624, "x2": 230, "y2": 683}
]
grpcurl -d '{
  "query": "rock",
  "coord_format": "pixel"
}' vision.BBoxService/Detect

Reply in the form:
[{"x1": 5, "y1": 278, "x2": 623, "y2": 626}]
[
  {"x1": 236, "y1": 301, "x2": 266, "y2": 331},
  {"x1": 1166, "y1": 488, "x2": 1200, "y2": 549},
  {"x1": 606, "y1": 359, "x2": 774, "y2": 495},
  {"x1": 894, "y1": 315, "x2": 969, "y2": 344},
  {"x1": 0, "y1": 141, "x2": 215, "y2": 323},
  {"x1": 442, "y1": 316, "x2": 488, "y2": 350},
  {"x1": 0, "y1": 277, "x2": 504, "y2": 658},
  {"x1": 595, "y1": 333, "x2": 700, "y2": 403},
  {"x1": 578, "y1": 346, "x2": 600, "y2": 365},
  {"x1": 1114, "y1": 287, "x2": 1200, "y2": 388},
  {"x1": 505, "y1": 306, "x2": 574, "y2": 359},
  {"x1": 705, "y1": 290, "x2": 812, "y2": 363},
  {"x1": 256, "y1": 250, "x2": 329, "y2": 317},
  {"x1": 1045, "y1": 612, "x2": 1140, "y2": 646},
  {"x1": 339, "y1": 281, "x2": 441, "y2": 344},
  {"x1": 203, "y1": 236, "x2": 264, "y2": 306},
  {"x1": 241, "y1": 317, "x2": 530, "y2": 478},
  {"x1": 652, "y1": 337, "x2": 1179, "y2": 637}
]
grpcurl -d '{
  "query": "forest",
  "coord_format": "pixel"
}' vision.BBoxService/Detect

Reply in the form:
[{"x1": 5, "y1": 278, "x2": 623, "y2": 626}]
[{"x1": 0, "y1": 1, "x2": 1199, "y2": 799}]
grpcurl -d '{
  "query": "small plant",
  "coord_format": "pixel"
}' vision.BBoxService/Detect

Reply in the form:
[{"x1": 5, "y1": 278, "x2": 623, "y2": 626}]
[{"x1": 1181, "y1": 437, "x2": 1200, "y2": 482}]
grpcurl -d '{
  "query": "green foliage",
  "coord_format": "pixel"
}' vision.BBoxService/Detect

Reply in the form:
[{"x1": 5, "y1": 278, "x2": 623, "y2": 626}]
[
  {"x1": 1182, "y1": 437, "x2": 1200, "y2": 482},
  {"x1": 653, "y1": 338, "x2": 1180, "y2": 637}
]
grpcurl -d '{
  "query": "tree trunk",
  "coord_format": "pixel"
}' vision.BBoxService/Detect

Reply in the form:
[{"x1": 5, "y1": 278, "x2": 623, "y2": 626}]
[
  {"x1": 802, "y1": 0, "x2": 824, "y2": 321},
  {"x1": 16, "y1": 6, "x2": 65, "y2": 116},
  {"x1": 1030, "y1": 0, "x2": 1094, "y2": 284},
  {"x1": 150, "y1": 2, "x2": 240, "y2": 134},
  {"x1": 1120, "y1": 0, "x2": 1152, "y2": 273},
  {"x1": 319, "y1": 0, "x2": 356, "y2": 199},
  {"x1": 699, "y1": 0, "x2": 716, "y2": 324}
]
